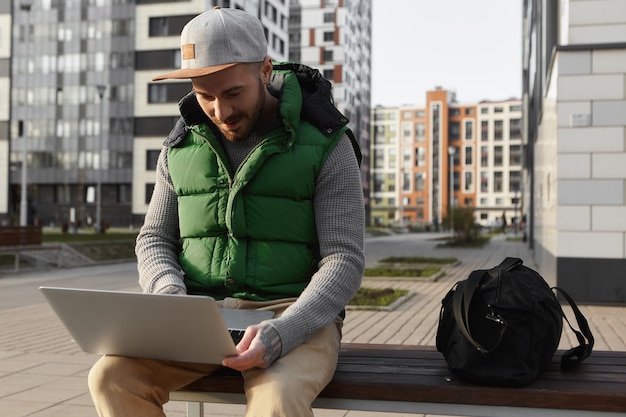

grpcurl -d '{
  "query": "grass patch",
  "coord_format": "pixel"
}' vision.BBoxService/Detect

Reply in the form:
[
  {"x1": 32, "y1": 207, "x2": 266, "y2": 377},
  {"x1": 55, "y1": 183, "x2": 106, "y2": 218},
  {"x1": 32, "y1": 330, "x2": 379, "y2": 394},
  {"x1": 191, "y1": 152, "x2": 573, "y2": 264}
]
[
  {"x1": 42, "y1": 231, "x2": 138, "y2": 243},
  {"x1": 378, "y1": 256, "x2": 457, "y2": 264},
  {"x1": 349, "y1": 287, "x2": 408, "y2": 307},
  {"x1": 363, "y1": 267, "x2": 439, "y2": 278}
]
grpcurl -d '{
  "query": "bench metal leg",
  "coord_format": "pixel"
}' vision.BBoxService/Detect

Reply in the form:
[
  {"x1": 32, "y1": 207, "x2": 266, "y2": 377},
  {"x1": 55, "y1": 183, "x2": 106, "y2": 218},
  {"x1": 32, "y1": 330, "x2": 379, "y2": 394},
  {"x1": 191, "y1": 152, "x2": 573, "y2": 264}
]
[{"x1": 186, "y1": 401, "x2": 203, "y2": 417}]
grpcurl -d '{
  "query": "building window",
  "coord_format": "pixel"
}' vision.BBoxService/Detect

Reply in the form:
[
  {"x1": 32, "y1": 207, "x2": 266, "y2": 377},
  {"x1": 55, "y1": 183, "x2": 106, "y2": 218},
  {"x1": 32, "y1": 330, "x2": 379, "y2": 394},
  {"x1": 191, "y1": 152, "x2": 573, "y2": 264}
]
[
  {"x1": 402, "y1": 122, "x2": 412, "y2": 143},
  {"x1": 265, "y1": 3, "x2": 277, "y2": 22},
  {"x1": 134, "y1": 116, "x2": 179, "y2": 137},
  {"x1": 494, "y1": 146, "x2": 503, "y2": 166},
  {"x1": 323, "y1": 69, "x2": 334, "y2": 80},
  {"x1": 480, "y1": 107, "x2": 489, "y2": 114},
  {"x1": 146, "y1": 150, "x2": 160, "y2": 170},
  {"x1": 415, "y1": 123, "x2": 425, "y2": 142},
  {"x1": 481, "y1": 171, "x2": 488, "y2": 192},
  {"x1": 415, "y1": 172, "x2": 425, "y2": 191},
  {"x1": 494, "y1": 106, "x2": 504, "y2": 113},
  {"x1": 148, "y1": 82, "x2": 191, "y2": 104},
  {"x1": 494, "y1": 171, "x2": 503, "y2": 192},
  {"x1": 145, "y1": 183, "x2": 155, "y2": 204},
  {"x1": 510, "y1": 118, "x2": 522, "y2": 139},
  {"x1": 117, "y1": 184, "x2": 131, "y2": 204},
  {"x1": 494, "y1": 120, "x2": 503, "y2": 140},
  {"x1": 464, "y1": 120, "x2": 473, "y2": 140},
  {"x1": 323, "y1": 31, "x2": 334, "y2": 42},
  {"x1": 149, "y1": 15, "x2": 194, "y2": 37},
  {"x1": 374, "y1": 149, "x2": 385, "y2": 169},
  {"x1": 323, "y1": 50, "x2": 333, "y2": 61},
  {"x1": 464, "y1": 146, "x2": 473, "y2": 165},
  {"x1": 402, "y1": 147, "x2": 411, "y2": 169},
  {"x1": 481, "y1": 121, "x2": 488, "y2": 141},
  {"x1": 480, "y1": 146, "x2": 488, "y2": 167},
  {"x1": 464, "y1": 171, "x2": 473, "y2": 192},
  {"x1": 373, "y1": 173, "x2": 385, "y2": 192},
  {"x1": 136, "y1": 50, "x2": 181, "y2": 70},
  {"x1": 510, "y1": 144, "x2": 522, "y2": 165},
  {"x1": 510, "y1": 170, "x2": 521, "y2": 192},
  {"x1": 402, "y1": 171, "x2": 411, "y2": 192},
  {"x1": 323, "y1": 12, "x2": 334, "y2": 23}
]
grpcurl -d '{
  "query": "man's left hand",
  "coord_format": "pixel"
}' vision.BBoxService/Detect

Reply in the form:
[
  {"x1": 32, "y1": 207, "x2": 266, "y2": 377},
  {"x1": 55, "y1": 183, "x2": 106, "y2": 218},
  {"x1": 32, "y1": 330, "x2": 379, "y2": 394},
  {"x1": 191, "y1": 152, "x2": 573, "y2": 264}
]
[{"x1": 221, "y1": 322, "x2": 282, "y2": 371}]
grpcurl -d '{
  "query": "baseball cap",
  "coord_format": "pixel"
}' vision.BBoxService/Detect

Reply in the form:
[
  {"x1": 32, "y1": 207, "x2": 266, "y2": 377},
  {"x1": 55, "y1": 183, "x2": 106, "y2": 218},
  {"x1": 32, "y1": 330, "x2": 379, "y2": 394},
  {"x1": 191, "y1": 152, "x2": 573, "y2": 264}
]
[{"x1": 152, "y1": 7, "x2": 268, "y2": 81}]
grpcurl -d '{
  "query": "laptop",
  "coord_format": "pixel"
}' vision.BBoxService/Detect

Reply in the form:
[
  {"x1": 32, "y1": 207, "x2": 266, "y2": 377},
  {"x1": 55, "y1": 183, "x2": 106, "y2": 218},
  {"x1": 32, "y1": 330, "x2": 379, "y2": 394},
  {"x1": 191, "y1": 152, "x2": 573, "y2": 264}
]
[{"x1": 39, "y1": 286, "x2": 274, "y2": 364}]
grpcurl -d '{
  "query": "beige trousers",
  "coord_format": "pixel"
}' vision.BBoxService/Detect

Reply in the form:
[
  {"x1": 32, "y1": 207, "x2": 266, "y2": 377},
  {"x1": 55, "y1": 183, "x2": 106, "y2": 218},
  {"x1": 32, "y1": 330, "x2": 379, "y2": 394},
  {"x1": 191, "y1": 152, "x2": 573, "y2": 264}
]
[{"x1": 88, "y1": 298, "x2": 342, "y2": 417}]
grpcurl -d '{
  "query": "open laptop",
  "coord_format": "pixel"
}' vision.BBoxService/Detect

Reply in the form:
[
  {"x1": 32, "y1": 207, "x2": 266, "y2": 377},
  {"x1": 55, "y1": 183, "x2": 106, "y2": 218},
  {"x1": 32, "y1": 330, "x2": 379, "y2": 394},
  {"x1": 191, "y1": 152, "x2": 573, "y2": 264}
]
[{"x1": 39, "y1": 286, "x2": 274, "y2": 364}]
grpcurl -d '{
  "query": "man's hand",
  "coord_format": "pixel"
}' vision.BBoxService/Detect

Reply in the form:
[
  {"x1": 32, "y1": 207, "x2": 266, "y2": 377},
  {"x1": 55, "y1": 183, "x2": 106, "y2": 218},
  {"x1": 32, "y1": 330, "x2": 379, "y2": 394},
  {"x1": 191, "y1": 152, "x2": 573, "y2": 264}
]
[{"x1": 222, "y1": 322, "x2": 282, "y2": 371}]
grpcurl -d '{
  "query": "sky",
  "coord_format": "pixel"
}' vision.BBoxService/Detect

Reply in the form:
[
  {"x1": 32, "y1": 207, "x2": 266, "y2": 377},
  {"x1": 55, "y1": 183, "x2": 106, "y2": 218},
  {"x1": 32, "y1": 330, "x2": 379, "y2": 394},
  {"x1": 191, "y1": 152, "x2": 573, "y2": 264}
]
[{"x1": 371, "y1": 0, "x2": 523, "y2": 107}]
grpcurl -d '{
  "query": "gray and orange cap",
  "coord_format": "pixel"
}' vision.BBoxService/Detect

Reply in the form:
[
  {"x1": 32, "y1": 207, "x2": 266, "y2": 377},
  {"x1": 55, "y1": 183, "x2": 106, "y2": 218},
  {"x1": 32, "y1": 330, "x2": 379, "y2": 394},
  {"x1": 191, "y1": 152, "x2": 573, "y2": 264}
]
[{"x1": 152, "y1": 7, "x2": 268, "y2": 81}]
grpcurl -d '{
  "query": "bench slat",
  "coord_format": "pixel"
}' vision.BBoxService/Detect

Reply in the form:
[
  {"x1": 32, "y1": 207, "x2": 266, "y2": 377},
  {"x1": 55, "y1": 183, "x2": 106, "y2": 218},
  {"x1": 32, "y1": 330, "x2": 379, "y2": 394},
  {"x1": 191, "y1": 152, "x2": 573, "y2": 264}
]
[
  {"x1": 176, "y1": 344, "x2": 626, "y2": 414},
  {"x1": 0, "y1": 226, "x2": 42, "y2": 246}
]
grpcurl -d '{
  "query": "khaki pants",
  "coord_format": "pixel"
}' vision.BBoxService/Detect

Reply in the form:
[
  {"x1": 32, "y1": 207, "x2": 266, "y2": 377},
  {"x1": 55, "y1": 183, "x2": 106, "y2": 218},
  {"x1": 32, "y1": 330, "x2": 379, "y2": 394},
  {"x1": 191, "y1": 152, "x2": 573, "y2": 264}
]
[{"x1": 88, "y1": 298, "x2": 342, "y2": 417}]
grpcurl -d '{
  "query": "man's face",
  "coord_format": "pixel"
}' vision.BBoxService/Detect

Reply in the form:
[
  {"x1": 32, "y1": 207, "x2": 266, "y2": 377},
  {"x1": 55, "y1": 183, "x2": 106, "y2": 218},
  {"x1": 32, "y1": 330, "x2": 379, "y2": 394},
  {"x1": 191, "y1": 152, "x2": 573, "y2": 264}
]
[{"x1": 191, "y1": 61, "x2": 272, "y2": 142}]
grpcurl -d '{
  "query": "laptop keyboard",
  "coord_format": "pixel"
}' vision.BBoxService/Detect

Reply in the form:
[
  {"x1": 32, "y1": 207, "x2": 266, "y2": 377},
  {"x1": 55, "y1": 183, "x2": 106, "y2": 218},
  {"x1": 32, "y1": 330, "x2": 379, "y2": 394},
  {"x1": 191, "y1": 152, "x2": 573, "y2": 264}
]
[{"x1": 229, "y1": 329, "x2": 245, "y2": 345}]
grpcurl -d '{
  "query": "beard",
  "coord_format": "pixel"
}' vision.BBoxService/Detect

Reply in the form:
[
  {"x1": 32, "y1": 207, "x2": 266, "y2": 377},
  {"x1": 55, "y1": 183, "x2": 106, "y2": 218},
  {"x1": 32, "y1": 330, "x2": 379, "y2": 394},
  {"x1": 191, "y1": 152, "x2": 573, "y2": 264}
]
[{"x1": 212, "y1": 80, "x2": 267, "y2": 142}]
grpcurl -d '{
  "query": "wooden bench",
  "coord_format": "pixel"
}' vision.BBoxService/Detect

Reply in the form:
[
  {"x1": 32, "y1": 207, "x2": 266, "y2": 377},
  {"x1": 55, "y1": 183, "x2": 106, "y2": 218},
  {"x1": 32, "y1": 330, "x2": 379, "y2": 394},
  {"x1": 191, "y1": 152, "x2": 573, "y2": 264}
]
[
  {"x1": 171, "y1": 344, "x2": 626, "y2": 417},
  {"x1": 0, "y1": 225, "x2": 43, "y2": 271}
]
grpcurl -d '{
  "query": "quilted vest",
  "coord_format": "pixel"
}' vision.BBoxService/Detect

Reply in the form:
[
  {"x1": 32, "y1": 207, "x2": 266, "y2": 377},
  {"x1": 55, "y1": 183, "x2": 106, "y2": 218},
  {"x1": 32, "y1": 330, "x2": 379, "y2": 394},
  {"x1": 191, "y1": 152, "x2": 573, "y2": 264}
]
[{"x1": 167, "y1": 67, "x2": 353, "y2": 300}]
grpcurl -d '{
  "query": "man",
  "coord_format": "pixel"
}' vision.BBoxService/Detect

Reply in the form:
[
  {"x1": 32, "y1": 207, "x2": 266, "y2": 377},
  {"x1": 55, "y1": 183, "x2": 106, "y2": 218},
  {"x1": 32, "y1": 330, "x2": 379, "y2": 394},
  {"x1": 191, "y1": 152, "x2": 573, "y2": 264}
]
[{"x1": 88, "y1": 7, "x2": 365, "y2": 417}]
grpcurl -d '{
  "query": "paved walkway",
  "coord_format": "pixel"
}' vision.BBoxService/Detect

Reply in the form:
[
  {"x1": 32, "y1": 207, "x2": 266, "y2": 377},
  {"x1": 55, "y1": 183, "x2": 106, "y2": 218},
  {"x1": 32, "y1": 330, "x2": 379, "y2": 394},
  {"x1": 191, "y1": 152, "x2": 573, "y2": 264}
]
[{"x1": 0, "y1": 233, "x2": 624, "y2": 416}]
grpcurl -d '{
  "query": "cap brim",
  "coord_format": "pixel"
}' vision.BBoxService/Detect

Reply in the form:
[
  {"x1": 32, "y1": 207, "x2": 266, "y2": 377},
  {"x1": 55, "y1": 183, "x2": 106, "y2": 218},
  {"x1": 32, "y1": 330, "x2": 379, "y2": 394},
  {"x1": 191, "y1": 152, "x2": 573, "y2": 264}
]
[{"x1": 152, "y1": 63, "x2": 237, "y2": 81}]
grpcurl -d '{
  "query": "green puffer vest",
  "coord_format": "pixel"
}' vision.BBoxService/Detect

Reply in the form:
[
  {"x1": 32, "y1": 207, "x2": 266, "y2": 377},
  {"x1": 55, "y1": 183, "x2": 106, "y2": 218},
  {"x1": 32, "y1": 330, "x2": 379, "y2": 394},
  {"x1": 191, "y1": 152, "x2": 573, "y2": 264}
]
[{"x1": 167, "y1": 66, "x2": 356, "y2": 301}]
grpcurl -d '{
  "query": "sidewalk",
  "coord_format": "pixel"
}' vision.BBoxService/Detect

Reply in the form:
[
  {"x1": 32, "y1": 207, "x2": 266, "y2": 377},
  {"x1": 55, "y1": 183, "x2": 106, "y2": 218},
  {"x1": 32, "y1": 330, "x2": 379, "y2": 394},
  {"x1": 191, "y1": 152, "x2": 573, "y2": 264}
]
[{"x1": 0, "y1": 233, "x2": 624, "y2": 417}]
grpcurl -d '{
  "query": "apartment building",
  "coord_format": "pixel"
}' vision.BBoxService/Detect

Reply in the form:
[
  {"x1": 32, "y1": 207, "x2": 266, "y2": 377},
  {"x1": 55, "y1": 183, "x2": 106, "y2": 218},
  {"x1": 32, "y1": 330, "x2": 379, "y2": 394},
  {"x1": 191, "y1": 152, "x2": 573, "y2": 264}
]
[
  {"x1": 7, "y1": 0, "x2": 135, "y2": 228},
  {"x1": 0, "y1": 3, "x2": 10, "y2": 220},
  {"x1": 523, "y1": 0, "x2": 626, "y2": 303},
  {"x1": 289, "y1": 0, "x2": 372, "y2": 219},
  {"x1": 370, "y1": 90, "x2": 522, "y2": 232}
]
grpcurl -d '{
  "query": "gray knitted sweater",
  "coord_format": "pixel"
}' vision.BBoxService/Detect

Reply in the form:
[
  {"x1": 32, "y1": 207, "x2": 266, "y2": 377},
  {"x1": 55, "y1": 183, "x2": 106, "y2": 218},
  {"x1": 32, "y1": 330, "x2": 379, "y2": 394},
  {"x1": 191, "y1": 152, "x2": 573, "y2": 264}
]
[{"x1": 136, "y1": 132, "x2": 365, "y2": 357}]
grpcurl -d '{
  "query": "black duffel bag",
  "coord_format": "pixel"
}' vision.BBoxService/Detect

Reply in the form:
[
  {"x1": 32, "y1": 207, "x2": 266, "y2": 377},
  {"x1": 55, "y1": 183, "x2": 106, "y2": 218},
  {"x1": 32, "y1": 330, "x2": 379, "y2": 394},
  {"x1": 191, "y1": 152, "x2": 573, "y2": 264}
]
[{"x1": 436, "y1": 257, "x2": 594, "y2": 386}]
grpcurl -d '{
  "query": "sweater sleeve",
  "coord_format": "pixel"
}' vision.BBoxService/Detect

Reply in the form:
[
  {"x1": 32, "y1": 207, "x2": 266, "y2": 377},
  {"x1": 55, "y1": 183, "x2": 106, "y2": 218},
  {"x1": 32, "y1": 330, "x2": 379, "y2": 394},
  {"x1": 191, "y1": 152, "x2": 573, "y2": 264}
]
[
  {"x1": 267, "y1": 134, "x2": 365, "y2": 355},
  {"x1": 135, "y1": 147, "x2": 187, "y2": 294}
]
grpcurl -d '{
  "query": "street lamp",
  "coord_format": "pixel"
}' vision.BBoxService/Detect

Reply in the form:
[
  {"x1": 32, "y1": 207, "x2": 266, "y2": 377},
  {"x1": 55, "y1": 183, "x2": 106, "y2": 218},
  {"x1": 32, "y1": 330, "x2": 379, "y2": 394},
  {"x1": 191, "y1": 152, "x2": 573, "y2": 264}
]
[
  {"x1": 95, "y1": 85, "x2": 106, "y2": 233},
  {"x1": 514, "y1": 188, "x2": 519, "y2": 235},
  {"x1": 448, "y1": 146, "x2": 456, "y2": 236},
  {"x1": 19, "y1": 0, "x2": 33, "y2": 227}
]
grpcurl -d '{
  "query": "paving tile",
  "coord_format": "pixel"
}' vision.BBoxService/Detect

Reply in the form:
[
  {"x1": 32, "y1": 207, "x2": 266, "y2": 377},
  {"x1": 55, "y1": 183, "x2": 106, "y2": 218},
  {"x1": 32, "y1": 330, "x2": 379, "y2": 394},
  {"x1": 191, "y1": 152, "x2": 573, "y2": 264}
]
[{"x1": 0, "y1": 399, "x2": 50, "y2": 417}]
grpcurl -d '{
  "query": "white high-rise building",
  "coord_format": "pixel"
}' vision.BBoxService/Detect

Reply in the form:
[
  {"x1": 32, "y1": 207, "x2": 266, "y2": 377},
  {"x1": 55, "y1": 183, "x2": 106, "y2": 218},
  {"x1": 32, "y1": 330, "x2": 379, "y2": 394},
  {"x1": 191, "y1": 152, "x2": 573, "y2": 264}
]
[
  {"x1": 0, "y1": 3, "x2": 10, "y2": 218},
  {"x1": 523, "y1": 0, "x2": 626, "y2": 303},
  {"x1": 289, "y1": 0, "x2": 372, "y2": 219}
]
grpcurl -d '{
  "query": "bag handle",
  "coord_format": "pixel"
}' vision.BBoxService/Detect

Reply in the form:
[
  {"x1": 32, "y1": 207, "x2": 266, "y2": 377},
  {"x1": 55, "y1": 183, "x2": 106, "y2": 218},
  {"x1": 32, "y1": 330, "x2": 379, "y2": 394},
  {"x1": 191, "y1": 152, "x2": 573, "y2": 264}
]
[
  {"x1": 552, "y1": 287, "x2": 595, "y2": 369},
  {"x1": 452, "y1": 257, "x2": 523, "y2": 354}
]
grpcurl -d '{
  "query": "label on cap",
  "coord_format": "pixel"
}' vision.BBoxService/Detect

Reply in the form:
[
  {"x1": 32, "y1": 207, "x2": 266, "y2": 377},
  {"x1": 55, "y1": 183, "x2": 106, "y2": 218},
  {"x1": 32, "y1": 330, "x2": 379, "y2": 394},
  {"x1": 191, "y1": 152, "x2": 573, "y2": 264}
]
[{"x1": 182, "y1": 44, "x2": 195, "y2": 60}]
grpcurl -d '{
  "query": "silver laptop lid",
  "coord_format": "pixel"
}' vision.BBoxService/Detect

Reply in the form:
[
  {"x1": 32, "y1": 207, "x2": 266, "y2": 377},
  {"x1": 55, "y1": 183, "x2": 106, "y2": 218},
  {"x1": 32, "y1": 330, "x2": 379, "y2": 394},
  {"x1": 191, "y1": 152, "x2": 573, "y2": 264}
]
[{"x1": 39, "y1": 286, "x2": 273, "y2": 363}]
